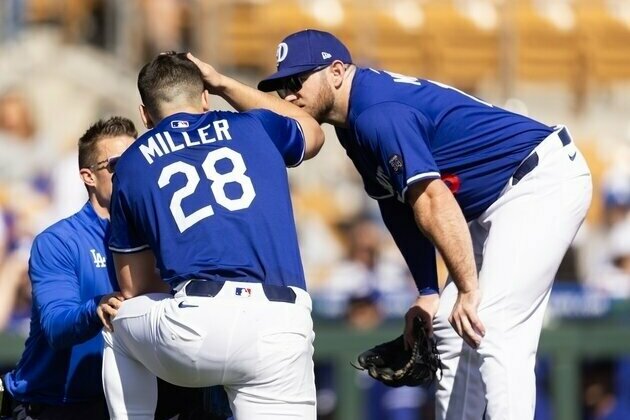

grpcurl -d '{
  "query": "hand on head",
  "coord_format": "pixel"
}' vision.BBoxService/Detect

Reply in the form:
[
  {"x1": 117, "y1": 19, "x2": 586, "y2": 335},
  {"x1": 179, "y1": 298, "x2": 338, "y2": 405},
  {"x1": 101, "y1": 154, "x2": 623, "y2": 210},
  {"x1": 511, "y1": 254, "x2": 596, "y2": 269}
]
[{"x1": 186, "y1": 53, "x2": 224, "y2": 94}]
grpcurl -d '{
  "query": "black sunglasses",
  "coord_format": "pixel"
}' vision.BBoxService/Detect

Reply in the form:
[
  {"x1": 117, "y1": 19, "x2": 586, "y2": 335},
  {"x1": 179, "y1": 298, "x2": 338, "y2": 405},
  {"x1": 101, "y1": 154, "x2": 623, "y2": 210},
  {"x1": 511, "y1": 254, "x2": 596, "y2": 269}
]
[
  {"x1": 88, "y1": 155, "x2": 121, "y2": 174},
  {"x1": 277, "y1": 65, "x2": 330, "y2": 99}
]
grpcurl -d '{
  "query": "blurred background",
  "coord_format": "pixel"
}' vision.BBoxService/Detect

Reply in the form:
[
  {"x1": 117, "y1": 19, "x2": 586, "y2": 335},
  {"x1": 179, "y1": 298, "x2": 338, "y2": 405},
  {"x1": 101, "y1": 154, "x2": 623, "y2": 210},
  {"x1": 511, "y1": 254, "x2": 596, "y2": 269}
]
[{"x1": 0, "y1": 0, "x2": 629, "y2": 419}]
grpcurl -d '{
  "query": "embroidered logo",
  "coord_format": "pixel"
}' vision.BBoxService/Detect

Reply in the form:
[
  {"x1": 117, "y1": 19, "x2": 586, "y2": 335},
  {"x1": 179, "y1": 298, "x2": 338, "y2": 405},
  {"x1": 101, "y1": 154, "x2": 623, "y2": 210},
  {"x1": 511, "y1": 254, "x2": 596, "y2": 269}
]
[
  {"x1": 276, "y1": 42, "x2": 288, "y2": 65},
  {"x1": 388, "y1": 155, "x2": 403, "y2": 173},
  {"x1": 235, "y1": 287, "x2": 252, "y2": 297},
  {"x1": 171, "y1": 120, "x2": 189, "y2": 129},
  {"x1": 321, "y1": 51, "x2": 332, "y2": 60},
  {"x1": 90, "y1": 249, "x2": 107, "y2": 268}
]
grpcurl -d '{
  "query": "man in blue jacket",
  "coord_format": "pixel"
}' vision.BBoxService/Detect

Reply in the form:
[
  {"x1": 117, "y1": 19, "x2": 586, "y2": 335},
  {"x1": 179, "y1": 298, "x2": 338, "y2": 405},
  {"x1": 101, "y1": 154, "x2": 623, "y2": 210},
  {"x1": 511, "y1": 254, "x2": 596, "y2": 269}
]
[
  {"x1": 0, "y1": 117, "x2": 232, "y2": 420},
  {"x1": 0, "y1": 117, "x2": 136, "y2": 419}
]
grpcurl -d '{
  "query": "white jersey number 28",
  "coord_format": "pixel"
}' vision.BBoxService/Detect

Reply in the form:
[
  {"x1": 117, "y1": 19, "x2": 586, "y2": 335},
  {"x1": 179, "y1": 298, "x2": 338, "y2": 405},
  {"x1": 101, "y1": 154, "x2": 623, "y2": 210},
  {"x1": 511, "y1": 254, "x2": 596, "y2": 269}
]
[{"x1": 158, "y1": 147, "x2": 256, "y2": 232}]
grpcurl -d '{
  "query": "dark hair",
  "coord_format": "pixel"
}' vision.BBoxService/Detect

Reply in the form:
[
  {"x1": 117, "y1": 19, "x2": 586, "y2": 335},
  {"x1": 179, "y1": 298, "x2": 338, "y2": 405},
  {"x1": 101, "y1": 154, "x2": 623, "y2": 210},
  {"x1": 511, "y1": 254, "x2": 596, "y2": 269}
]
[
  {"x1": 78, "y1": 116, "x2": 137, "y2": 169},
  {"x1": 137, "y1": 51, "x2": 204, "y2": 119}
]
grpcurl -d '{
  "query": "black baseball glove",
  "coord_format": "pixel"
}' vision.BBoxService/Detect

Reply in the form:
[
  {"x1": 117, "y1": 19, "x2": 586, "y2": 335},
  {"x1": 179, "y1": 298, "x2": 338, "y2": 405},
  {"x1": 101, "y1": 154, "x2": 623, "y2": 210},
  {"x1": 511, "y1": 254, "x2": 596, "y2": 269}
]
[{"x1": 353, "y1": 317, "x2": 441, "y2": 387}]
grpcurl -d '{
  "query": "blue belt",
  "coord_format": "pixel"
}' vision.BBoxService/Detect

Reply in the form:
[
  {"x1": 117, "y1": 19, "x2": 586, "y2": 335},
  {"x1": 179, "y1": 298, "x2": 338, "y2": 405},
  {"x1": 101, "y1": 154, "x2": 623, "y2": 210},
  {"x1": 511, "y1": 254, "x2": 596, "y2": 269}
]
[
  {"x1": 175, "y1": 280, "x2": 297, "y2": 304},
  {"x1": 512, "y1": 127, "x2": 571, "y2": 185}
]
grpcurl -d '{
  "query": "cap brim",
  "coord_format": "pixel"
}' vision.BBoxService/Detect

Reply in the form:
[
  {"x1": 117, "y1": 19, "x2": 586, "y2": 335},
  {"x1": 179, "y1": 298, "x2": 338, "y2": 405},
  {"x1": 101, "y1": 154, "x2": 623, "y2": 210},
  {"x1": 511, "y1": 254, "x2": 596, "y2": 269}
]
[{"x1": 257, "y1": 64, "x2": 321, "y2": 92}]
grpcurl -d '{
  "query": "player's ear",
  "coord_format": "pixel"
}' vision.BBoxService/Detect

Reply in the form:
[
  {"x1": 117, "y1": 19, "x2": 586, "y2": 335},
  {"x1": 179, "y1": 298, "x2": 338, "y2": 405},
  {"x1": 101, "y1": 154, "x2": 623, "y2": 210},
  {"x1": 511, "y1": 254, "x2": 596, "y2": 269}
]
[
  {"x1": 330, "y1": 61, "x2": 347, "y2": 89},
  {"x1": 201, "y1": 90, "x2": 210, "y2": 112},
  {"x1": 139, "y1": 104, "x2": 154, "y2": 129},
  {"x1": 79, "y1": 167, "x2": 96, "y2": 188}
]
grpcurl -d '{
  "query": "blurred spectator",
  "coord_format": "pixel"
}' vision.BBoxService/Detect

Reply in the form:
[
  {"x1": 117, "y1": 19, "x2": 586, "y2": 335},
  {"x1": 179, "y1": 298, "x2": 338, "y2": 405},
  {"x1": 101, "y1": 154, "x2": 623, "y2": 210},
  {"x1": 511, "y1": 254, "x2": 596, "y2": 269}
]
[
  {"x1": 592, "y1": 218, "x2": 630, "y2": 298},
  {"x1": 0, "y1": 89, "x2": 62, "y2": 256},
  {"x1": 601, "y1": 169, "x2": 630, "y2": 228},
  {"x1": 140, "y1": 0, "x2": 191, "y2": 59},
  {"x1": 0, "y1": 0, "x2": 26, "y2": 41},
  {"x1": 313, "y1": 218, "x2": 429, "y2": 418},
  {"x1": 310, "y1": 216, "x2": 415, "y2": 319},
  {"x1": 0, "y1": 90, "x2": 57, "y2": 338},
  {"x1": 583, "y1": 167, "x2": 630, "y2": 296},
  {"x1": 321, "y1": 217, "x2": 412, "y2": 301},
  {"x1": 583, "y1": 360, "x2": 630, "y2": 420},
  {"x1": 0, "y1": 89, "x2": 54, "y2": 183},
  {"x1": 0, "y1": 249, "x2": 31, "y2": 335},
  {"x1": 345, "y1": 292, "x2": 383, "y2": 331}
]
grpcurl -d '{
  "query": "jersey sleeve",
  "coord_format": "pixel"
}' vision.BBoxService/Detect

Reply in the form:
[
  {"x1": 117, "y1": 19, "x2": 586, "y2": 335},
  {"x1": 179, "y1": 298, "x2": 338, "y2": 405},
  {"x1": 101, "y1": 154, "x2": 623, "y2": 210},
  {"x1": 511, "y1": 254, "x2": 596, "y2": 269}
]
[
  {"x1": 378, "y1": 197, "x2": 438, "y2": 295},
  {"x1": 109, "y1": 174, "x2": 150, "y2": 253},
  {"x1": 247, "y1": 109, "x2": 306, "y2": 167},
  {"x1": 354, "y1": 103, "x2": 441, "y2": 199},
  {"x1": 29, "y1": 232, "x2": 104, "y2": 349}
]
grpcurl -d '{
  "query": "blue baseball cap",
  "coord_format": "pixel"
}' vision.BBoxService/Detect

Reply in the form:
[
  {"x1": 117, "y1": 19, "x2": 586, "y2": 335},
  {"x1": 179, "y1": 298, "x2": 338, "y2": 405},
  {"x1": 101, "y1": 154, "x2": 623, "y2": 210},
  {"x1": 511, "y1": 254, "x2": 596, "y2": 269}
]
[{"x1": 258, "y1": 29, "x2": 352, "y2": 92}]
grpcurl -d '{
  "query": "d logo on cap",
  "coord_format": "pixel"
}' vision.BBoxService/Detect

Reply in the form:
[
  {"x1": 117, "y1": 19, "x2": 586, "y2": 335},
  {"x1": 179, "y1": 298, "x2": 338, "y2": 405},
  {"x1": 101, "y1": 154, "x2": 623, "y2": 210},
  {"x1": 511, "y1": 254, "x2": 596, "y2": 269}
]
[{"x1": 276, "y1": 42, "x2": 288, "y2": 64}]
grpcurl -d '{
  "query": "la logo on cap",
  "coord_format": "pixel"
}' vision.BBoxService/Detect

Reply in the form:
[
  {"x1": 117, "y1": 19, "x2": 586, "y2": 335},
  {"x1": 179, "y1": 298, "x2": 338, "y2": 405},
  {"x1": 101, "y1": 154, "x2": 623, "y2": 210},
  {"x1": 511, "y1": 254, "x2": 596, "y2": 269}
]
[{"x1": 276, "y1": 42, "x2": 288, "y2": 64}]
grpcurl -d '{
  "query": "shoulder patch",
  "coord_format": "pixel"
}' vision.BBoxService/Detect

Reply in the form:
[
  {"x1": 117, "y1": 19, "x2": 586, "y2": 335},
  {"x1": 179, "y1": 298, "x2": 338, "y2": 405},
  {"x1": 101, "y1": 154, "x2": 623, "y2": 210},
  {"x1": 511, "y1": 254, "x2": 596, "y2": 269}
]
[
  {"x1": 388, "y1": 154, "x2": 403, "y2": 173},
  {"x1": 441, "y1": 173, "x2": 461, "y2": 194}
]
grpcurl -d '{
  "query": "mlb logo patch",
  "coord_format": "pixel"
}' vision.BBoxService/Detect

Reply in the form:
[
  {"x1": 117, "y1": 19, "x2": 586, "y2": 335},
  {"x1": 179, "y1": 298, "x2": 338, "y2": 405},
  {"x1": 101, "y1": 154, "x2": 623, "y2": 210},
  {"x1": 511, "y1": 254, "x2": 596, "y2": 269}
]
[
  {"x1": 235, "y1": 287, "x2": 252, "y2": 297},
  {"x1": 171, "y1": 120, "x2": 189, "y2": 129},
  {"x1": 388, "y1": 154, "x2": 403, "y2": 173}
]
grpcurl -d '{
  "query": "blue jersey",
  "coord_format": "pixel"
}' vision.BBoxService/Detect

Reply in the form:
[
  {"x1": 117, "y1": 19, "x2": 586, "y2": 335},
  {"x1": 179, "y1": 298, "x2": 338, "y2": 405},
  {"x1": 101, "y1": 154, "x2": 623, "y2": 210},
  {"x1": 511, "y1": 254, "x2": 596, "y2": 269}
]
[
  {"x1": 109, "y1": 110, "x2": 307, "y2": 290},
  {"x1": 4, "y1": 203, "x2": 116, "y2": 404},
  {"x1": 338, "y1": 67, "x2": 553, "y2": 219},
  {"x1": 337, "y1": 68, "x2": 554, "y2": 293}
]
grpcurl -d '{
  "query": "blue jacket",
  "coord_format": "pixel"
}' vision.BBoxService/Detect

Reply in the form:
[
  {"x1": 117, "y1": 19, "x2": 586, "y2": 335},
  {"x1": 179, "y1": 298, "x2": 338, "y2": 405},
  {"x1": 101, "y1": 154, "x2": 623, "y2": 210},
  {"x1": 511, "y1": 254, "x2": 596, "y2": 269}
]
[{"x1": 4, "y1": 202, "x2": 117, "y2": 404}]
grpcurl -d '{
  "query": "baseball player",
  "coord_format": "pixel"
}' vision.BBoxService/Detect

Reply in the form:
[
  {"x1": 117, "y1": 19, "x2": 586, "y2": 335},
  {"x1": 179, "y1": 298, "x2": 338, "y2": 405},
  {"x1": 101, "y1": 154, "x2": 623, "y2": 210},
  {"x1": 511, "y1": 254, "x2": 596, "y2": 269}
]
[
  {"x1": 256, "y1": 30, "x2": 593, "y2": 419},
  {"x1": 101, "y1": 52, "x2": 324, "y2": 419}
]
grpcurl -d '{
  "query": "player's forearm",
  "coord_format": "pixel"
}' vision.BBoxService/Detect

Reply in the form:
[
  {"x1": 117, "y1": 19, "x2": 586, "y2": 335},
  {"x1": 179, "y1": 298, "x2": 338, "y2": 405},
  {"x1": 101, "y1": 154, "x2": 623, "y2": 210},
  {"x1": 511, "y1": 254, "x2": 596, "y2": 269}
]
[
  {"x1": 216, "y1": 75, "x2": 294, "y2": 114},
  {"x1": 378, "y1": 197, "x2": 439, "y2": 294},
  {"x1": 214, "y1": 76, "x2": 324, "y2": 158},
  {"x1": 409, "y1": 180, "x2": 478, "y2": 293},
  {"x1": 114, "y1": 251, "x2": 170, "y2": 299},
  {"x1": 41, "y1": 297, "x2": 103, "y2": 349}
]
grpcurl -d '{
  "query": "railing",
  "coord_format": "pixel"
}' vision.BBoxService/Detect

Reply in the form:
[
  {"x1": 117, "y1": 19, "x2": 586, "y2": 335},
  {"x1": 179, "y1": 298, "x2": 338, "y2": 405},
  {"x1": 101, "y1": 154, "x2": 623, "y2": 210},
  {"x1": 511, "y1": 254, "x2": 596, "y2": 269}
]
[{"x1": 314, "y1": 318, "x2": 630, "y2": 420}]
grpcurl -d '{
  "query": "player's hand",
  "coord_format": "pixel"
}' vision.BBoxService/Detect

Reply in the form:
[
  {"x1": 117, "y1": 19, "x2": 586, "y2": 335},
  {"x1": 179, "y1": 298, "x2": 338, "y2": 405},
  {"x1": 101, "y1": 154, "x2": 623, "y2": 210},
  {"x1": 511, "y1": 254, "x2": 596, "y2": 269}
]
[
  {"x1": 403, "y1": 293, "x2": 439, "y2": 350},
  {"x1": 186, "y1": 52, "x2": 225, "y2": 94},
  {"x1": 97, "y1": 292, "x2": 125, "y2": 332},
  {"x1": 449, "y1": 289, "x2": 485, "y2": 349}
]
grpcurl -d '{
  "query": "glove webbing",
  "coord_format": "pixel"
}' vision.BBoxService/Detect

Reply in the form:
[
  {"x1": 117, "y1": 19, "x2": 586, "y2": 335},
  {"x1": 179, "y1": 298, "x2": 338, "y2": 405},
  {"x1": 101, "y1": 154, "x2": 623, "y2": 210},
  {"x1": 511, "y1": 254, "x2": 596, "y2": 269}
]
[{"x1": 367, "y1": 339, "x2": 421, "y2": 382}]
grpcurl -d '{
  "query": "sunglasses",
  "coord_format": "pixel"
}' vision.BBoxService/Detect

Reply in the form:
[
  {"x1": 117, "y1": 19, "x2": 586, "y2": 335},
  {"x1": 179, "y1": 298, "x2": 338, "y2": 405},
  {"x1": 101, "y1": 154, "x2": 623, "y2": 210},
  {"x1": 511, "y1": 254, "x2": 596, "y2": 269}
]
[
  {"x1": 277, "y1": 65, "x2": 330, "y2": 99},
  {"x1": 88, "y1": 155, "x2": 121, "y2": 174}
]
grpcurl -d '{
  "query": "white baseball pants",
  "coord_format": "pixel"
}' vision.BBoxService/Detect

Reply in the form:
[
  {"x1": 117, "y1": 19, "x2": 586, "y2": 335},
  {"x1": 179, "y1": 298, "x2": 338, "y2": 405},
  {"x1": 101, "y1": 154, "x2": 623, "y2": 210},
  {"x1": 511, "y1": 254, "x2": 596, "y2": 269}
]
[
  {"x1": 434, "y1": 127, "x2": 592, "y2": 419},
  {"x1": 102, "y1": 281, "x2": 316, "y2": 420}
]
